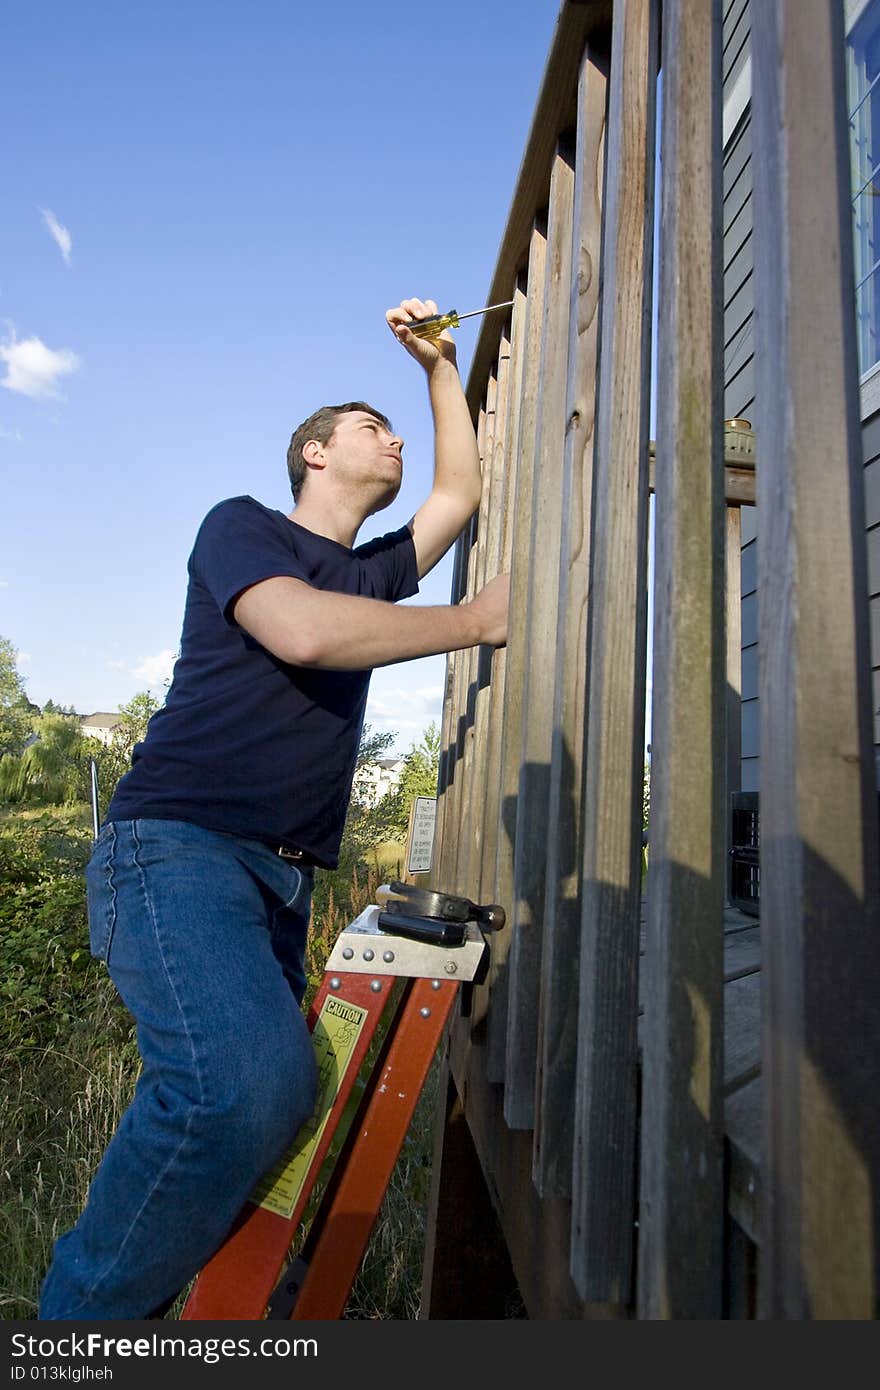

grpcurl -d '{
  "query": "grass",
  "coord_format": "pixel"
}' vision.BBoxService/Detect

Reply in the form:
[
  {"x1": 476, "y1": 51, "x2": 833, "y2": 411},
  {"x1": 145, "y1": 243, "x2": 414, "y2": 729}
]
[
  {"x1": 0, "y1": 809, "x2": 438, "y2": 1321},
  {"x1": 0, "y1": 984, "x2": 139, "y2": 1318}
]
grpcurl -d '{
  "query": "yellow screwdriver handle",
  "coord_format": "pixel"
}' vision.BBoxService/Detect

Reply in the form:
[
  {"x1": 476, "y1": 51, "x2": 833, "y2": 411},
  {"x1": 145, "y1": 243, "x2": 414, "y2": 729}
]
[{"x1": 407, "y1": 310, "x2": 461, "y2": 339}]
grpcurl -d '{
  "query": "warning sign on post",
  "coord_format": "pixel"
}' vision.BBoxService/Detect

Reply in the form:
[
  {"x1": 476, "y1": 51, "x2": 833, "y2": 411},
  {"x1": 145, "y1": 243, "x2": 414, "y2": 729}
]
[{"x1": 405, "y1": 795, "x2": 437, "y2": 875}]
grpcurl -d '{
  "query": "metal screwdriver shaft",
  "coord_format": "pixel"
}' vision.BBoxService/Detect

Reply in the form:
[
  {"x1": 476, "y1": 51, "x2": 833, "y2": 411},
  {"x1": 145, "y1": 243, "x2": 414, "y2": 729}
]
[{"x1": 407, "y1": 299, "x2": 515, "y2": 339}]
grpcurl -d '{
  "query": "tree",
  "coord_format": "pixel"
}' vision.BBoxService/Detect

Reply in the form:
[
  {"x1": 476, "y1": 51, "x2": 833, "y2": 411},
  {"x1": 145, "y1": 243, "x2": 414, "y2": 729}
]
[
  {"x1": 308, "y1": 723, "x2": 401, "y2": 926},
  {"x1": 0, "y1": 713, "x2": 87, "y2": 806},
  {"x1": 0, "y1": 636, "x2": 35, "y2": 760},
  {"x1": 336, "y1": 723, "x2": 399, "y2": 865},
  {"x1": 42, "y1": 698, "x2": 78, "y2": 717},
  {"x1": 90, "y1": 692, "x2": 162, "y2": 811},
  {"x1": 0, "y1": 689, "x2": 162, "y2": 811},
  {"x1": 382, "y1": 721, "x2": 441, "y2": 839}
]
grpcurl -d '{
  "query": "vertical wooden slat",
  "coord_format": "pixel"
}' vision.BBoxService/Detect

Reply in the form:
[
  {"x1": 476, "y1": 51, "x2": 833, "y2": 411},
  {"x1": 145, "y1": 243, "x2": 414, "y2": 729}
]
[
  {"x1": 568, "y1": 0, "x2": 657, "y2": 1301},
  {"x1": 477, "y1": 281, "x2": 529, "y2": 914},
  {"x1": 751, "y1": 0, "x2": 880, "y2": 1320},
  {"x1": 532, "y1": 43, "x2": 608, "y2": 1197},
  {"x1": 504, "y1": 137, "x2": 577, "y2": 1129},
  {"x1": 432, "y1": 526, "x2": 472, "y2": 888},
  {"x1": 487, "y1": 222, "x2": 549, "y2": 1083},
  {"x1": 436, "y1": 410, "x2": 488, "y2": 896},
  {"x1": 456, "y1": 374, "x2": 500, "y2": 900},
  {"x1": 637, "y1": 0, "x2": 726, "y2": 1319},
  {"x1": 461, "y1": 336, "x2": 512, "y2": 906}
]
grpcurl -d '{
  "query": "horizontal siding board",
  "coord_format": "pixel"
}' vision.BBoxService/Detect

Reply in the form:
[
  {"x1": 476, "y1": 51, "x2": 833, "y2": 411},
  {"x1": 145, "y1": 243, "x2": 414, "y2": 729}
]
[
  {"x1": 723, "y1": 146, "x2": 752, "y2": 227},
  {"x1": 742, "y1": 590, "x2": 757, "y2": 646},
  {"x1": 725, "y1": 273, "x2": 754, "y2": 347},
  {"x1": 724, "y1": 220, "x2": 752, "y2": 286},
  {"x1": 725, "y1": 187, "x2": 754, "y2": 262},
  {"x1": 869, "y1": 525, "x2": 880, "y2": 597},
  {"x1": 741, "y1": 538, "x2": 757, "y2": 595},
  {"x1": 741, "y1": 697, "x2": 759, "y2": 758},
  {"x1": 723, "y1": 114, "x2": 752, "y2": 189},
  {"x1": 861, "y1": 412, "x2": 880, "y2": 464},
  {"x1": 725, "y1": 373, "x2": 755, "y2": 423},
  {"x1": 742, "y1": 643, "x2": 758, "y2": 701},
  {"x1": 724, "y1": 244, "x2": 753, "y2": 321},
  {"x1": 723, "y1": 0, "x2": 748, "y2": 49},
  {"x1": 724, "y1": 25, "x2": 751, "y2": 90},
  {"x1": 866, "y1": 457, "x2": 880, "y2": 526},
  {"x1": 741, "y1": 504, "x2": 757, "y2": 545},
  {"x1": 724, "y1": 318, "x2": 754, "y2": 383}
]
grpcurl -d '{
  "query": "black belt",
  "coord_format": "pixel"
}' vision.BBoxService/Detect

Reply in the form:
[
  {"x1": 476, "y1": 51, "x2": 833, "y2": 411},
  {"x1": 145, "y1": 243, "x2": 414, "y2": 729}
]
[{"x1": 275, "y1": 844, "x2": 320, "y2": 867}]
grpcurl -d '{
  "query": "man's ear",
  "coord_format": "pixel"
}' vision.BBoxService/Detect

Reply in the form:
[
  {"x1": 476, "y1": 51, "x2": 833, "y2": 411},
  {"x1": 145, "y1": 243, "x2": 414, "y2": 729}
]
[{"x1": 302, "y1": 439, "x2": 326, "y2": 471}]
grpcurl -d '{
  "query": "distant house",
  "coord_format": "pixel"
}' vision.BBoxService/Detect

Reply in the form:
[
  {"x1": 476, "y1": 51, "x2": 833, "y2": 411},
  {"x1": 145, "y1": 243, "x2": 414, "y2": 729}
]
[
  {"x1": 79, "y1": 712, "x2": 123, "y2": 746},
  {"x1": 353, "y1": 755, "x2": 406, "y2": 808}
]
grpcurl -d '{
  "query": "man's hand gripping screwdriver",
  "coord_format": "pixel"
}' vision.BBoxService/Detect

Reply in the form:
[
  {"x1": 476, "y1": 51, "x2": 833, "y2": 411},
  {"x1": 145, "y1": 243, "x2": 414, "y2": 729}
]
[{"x1": 405, "y1": 300, "x2": 514, "y2": 339}]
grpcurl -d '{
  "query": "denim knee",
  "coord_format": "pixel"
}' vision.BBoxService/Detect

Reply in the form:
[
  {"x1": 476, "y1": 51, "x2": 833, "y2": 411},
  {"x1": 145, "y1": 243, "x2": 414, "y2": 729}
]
[{"x1": 194, "y1": 1015, "x2": 319, "y2": 1182}]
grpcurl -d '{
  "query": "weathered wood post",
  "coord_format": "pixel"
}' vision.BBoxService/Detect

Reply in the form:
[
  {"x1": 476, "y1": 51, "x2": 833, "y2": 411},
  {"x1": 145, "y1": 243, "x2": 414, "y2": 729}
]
[
  {"x1": 751, "y1": 0, "x2": 880, "y2": 1320},
  {"x1": 637, "y1": 0, "x2": 727, "y2": 1319},
  {"x1": 568, "y1": 0, "x2": 657, "y2": 1304}
]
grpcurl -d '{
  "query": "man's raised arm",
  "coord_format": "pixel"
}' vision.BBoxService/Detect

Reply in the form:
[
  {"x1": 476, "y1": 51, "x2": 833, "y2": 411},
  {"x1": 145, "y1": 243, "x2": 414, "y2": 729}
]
[
  {"x1": 386, "y1": 297, "x2": 484, "y2": 579},
  {"x1": 232, "y1": 572, "x2": 508, "y2": 671}
]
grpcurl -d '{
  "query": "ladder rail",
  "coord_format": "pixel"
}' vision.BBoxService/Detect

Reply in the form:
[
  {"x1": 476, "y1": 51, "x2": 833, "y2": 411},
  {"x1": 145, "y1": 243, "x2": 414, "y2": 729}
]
[
  {"x1": 181, "y1": 970, "x2": 398, "y2": 1320},
  {"x1": 179, "y1": 897, "x2": 493, "y2": 1321}
]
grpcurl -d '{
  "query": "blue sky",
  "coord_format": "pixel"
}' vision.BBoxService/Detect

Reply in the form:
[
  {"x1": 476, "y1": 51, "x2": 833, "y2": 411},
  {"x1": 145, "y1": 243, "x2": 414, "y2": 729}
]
[{"x1": 1, "y1": 0, "x2": 562, "y2": 752}]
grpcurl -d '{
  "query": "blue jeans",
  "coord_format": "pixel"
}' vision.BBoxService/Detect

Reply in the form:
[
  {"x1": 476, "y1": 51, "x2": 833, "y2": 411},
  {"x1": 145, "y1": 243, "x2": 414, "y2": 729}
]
[{"x1": 39, "y1": 818, "x2": 319, "y2": 1320}]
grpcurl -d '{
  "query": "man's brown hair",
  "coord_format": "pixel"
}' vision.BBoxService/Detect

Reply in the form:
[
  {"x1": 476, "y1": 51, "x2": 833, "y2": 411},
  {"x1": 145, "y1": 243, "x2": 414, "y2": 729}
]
[{"x1": 286, "y1": 402, "x2": 392, "y2": 502}]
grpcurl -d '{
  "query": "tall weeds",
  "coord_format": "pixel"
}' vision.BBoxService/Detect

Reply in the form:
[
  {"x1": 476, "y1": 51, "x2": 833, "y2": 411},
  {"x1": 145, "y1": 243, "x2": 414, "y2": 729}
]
[{"x1": 1, "y1": 815, "x2": 435, "y2": 1321}]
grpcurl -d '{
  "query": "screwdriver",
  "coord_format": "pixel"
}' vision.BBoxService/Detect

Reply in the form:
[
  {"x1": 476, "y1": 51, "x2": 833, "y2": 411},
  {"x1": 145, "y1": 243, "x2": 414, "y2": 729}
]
[{"x1": 405, "y1": 299, "x2": 515, "y2": 339}]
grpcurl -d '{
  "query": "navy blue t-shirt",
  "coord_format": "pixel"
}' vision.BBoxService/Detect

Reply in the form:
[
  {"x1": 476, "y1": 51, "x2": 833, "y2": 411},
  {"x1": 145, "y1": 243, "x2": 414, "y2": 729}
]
[{"x1": 106, "y1": 496, "x2": 420, "y2": 867}]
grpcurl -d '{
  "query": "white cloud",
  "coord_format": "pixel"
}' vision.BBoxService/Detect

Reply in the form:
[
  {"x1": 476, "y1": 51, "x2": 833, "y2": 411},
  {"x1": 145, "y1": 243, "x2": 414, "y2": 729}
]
[
  {"x1": 16, "y1": 651, "x2": 32, "y2": 666},
  {"x1": 0, "y1": 581, "x2": 8, "y2": 589},
  {"x1": 107, "y1": 659, "x2": 127, "y2": 671},
  {"x1": 41, "y1": 208, "x2": 72, "y2": 266},
  {"x1": 0, "y1": 425, "x2": 23, "y2": 442},
  {"x1": 366, "y1": 670, "x2": 444, "y2": 749},
  {"x1": 0, "y1": 329, "x2": 80, "y2": 400},
  {"x1": 132, "y1": 649, "x2": 177, "y2": 687}
]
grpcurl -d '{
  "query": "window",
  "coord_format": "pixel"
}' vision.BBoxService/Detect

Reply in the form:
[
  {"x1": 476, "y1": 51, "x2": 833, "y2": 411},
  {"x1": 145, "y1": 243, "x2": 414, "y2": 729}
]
[{"x1": 848, "y1": 0, "x2": 880, "y2": 375}]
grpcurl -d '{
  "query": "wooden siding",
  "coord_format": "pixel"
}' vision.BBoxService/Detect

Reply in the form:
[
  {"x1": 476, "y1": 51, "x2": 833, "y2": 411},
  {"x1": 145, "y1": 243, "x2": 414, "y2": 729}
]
[
  {"x1": 726, "y1": 0, "x2": 880, "y2": 774},
  {"x1": 422, "y1": 0, "x2": 879, "y2": 1322}
]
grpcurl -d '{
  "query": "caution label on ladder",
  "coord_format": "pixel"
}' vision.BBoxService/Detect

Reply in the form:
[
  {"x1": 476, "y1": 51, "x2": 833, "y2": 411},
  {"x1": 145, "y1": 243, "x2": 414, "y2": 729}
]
[{"x1": 250, "y1": 994, "x2": 369, "y2": 1219}]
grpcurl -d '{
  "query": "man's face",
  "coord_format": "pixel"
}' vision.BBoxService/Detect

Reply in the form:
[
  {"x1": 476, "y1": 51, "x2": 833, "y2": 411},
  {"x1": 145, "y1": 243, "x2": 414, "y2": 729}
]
[{"x1": 323, "y1": 410, "x2": 404, "y2": 510}]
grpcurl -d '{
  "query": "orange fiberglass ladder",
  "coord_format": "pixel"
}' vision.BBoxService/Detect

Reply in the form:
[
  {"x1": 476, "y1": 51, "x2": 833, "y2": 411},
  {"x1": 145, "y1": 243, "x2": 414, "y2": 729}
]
[{"x1": 179, "y1": 883, "x2": 505, "y2": 1321}]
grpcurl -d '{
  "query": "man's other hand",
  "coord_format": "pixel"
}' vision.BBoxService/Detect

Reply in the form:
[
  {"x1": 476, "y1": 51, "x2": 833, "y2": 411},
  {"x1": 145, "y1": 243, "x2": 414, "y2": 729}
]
[
  {"x1": 467, "y1": 573, "x2": 510, "y2": 648},
  {"x1": 386, "y1": 297, "x2": 458, "y2": 374}
]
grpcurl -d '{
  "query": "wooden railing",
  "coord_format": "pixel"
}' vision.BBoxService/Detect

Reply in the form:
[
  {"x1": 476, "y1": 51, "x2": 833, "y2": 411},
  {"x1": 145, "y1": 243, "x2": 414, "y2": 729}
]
[{"x1": 423, "y1": 0, "x2": 879, "y2": 1320}]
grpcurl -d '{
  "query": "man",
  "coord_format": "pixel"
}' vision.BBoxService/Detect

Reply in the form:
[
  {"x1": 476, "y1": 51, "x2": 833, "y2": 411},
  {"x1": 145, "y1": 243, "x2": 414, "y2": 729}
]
[{"x1": 39, "y1": 297, "x2": 509, "y2": 1319}]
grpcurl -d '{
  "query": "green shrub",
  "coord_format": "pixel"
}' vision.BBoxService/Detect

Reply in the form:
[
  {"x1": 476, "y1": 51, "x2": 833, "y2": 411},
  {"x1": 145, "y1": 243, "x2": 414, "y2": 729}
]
[
  {"x1": 0, "y1": 811, "x2": 101, "y2": 1051},
  {"x1": 1, "y1": 807, "x2": 436, "y2": 1320}
]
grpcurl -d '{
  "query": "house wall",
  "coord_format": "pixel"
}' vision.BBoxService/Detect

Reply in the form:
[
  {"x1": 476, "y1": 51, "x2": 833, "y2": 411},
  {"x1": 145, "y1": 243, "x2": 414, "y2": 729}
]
[
  {"x1": 80, "y1": 724, "x2": 118, "y2": 746},
  {"x1": 721, "y1": 0, "x2": 880, "y2": 793}
]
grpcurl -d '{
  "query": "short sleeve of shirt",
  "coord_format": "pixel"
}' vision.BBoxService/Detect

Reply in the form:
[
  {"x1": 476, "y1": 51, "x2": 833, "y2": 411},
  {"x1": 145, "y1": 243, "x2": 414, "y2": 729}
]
[
  {"x1": 355, "y1": 525, "x2": 419, "y2": 603},
  {"x1": 191, "y1": 497, "x2": 309, "y2": 619}
]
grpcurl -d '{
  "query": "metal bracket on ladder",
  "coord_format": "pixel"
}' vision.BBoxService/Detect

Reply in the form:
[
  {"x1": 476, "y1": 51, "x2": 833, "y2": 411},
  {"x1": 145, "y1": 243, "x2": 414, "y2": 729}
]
[{"x1": 179, "y1": 885, "x2": 504, "y2": 1321}]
